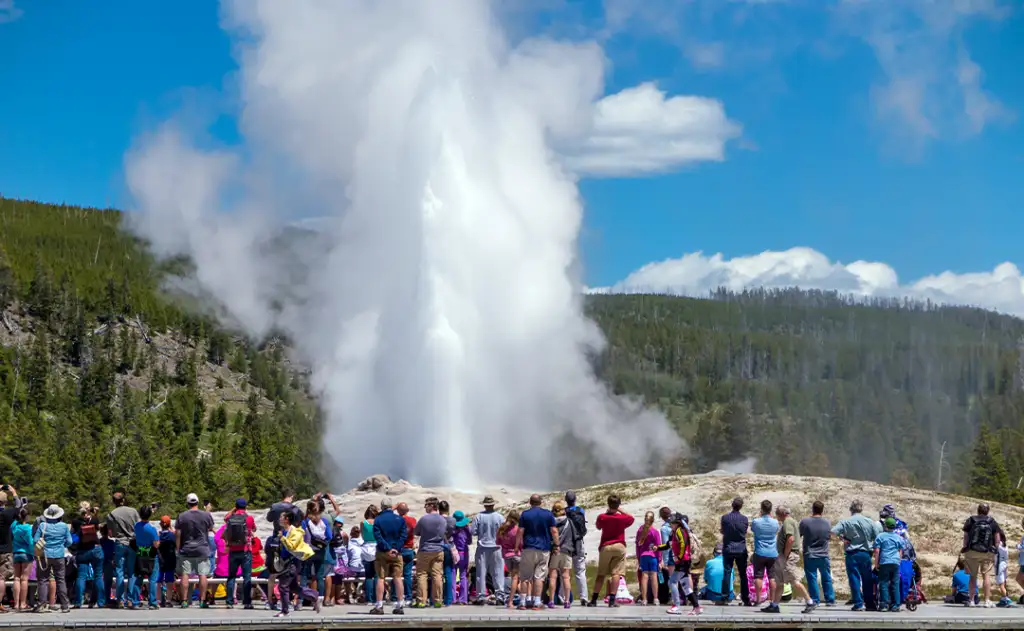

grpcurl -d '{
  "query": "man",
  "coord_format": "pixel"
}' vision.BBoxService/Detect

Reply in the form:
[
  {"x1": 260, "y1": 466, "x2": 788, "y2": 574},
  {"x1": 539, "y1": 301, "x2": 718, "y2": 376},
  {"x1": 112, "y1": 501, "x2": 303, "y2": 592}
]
[
  {"x1": 830, "y1": 499, "x2": 881, "y2": 611},
  {"x1": 413, "y1": 497, "x2": 447, "y2": 607},
  {"x1": 265, "y1": 489, "x2": 298, "y2": 611},
  {"x1": 750, "y1": 500, "x2": 779, "y2": 611},
  {"x1": 767, "y1": 505, "x2": 810, "y2": 613},
  {"x1": 719, "y1": 497, "x2": 750, "y2": 606},
  {"x1": 472, "y1": 495, "x2": 505, "y2": 604},
  {"x1": 175, "y1": 493, "x2": 214, "y2": 608},
  {"x1": 224, "y1": 498, "x2": 257, "y2": 610},
  {"x1": 589, "y1": 494, "x2": 634, "y2": 608},
  {"x1": 396, "y1": 502, "x2": 417, "y2": 606},
  {"x1": 657, "y1": 506, "x2": 674, "y2": 605},
  {"x1": 564, "y1": 491, "x2": 589, "y2": 605},
  {"x1": 0, "y1": 486, "x2": 26, "y2": 613},
  {"x1": 799, "y1": 500, "x2": 835, "y2": 612},
  {"x1": 700, "y1": 544, "x2": 735, "y2": 602},
  {"x1": 371, "y1": 498, "x2": 407, "y2": 615},
  {"x1": 515, "y1": 494, "x2": 558, "y2": 610},
  {"x1": 106, "y1": 491, "x2": 140, "y2": 608},
  {"x1": 962, "y1": 502, "x2": 1002, "y2": 607}
]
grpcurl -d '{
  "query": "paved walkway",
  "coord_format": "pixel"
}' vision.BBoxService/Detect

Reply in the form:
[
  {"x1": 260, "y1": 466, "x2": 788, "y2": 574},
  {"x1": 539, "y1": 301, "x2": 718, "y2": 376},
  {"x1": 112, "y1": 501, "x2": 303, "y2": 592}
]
[{"x1": 3, "y1": 603, "x2": 1024, "y2": 629}]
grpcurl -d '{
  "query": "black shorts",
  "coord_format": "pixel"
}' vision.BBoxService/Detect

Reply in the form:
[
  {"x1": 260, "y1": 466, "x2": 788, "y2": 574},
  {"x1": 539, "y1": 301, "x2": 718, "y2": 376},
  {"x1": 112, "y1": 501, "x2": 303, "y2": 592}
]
[{"x1": 752, "y1": 554, "x2": 776, "y2": 576}]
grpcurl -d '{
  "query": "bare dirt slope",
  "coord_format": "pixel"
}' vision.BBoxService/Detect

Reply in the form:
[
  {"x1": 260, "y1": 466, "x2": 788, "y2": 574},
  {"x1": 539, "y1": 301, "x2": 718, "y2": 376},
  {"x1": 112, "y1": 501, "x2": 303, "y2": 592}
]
[{"x1": 224, "y1": 472, "x2": 1023, "y2": 598}]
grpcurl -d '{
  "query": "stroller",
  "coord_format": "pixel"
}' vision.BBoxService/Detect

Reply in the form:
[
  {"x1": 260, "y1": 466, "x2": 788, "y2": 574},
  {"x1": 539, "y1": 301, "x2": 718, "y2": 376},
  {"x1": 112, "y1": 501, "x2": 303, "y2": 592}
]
[{"x1": 874, "y1": 559, "x2": 925, "y2": 611}]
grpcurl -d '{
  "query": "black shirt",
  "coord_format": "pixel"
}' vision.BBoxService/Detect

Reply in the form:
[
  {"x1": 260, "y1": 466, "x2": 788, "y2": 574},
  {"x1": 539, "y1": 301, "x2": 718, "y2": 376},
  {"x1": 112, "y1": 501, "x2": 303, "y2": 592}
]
[
  {"x1": 721, "y1": 510, "x2": 749, "y2": 555},
  {"x1": 0, "y1": 499, "x2": 26, "y2": 554},
  {"x1": 71, "y1": 515, "x2": 101, "y2": 552}
]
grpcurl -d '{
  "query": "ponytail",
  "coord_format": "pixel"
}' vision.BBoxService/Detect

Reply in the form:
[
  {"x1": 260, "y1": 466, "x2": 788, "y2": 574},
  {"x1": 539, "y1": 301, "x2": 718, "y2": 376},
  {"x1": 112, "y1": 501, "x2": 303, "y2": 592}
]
[{"x1": 637, "y1": 511, "x2": 655, "y2": 547}]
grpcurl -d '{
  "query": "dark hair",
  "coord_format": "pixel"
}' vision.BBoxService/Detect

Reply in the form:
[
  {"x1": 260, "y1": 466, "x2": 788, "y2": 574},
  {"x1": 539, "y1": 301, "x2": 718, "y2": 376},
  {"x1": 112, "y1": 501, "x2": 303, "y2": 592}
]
[
  {"x1": 281, "y1": 489, "x2": 295, "y2": 499},
  {"x1": 812, "y1": 500, "x2": 824, "y2": 515},
  {"x1": 438, "y1": 500, "x2": 450, "y2": 515},
  {"x1": 978, "y1": 503, "x2": 991, "y2": 516},
  {"x1": 350, "y1": 526, "x2": 361, "y2": 538},
  {"x1": 760, "y1": 499, "x2": 773, "y2": 515},
  {"x1": 306, "y1": 500, "x2": 320, "y2": 515},
  {"x1": 364, "y1": 505, "x2": 379, "y2": 520},
  {"x1": 112, "y1": 492, "x2": 125, "y2": 507},
  {"x1": 424, "y1": 497, "x2": 439, "y2": 510},
  {"x1": 608, "y1": 495, "x2": 621, "y2": 510},
  {"x1": 16, "y1": 508, "x2": 28, "y2": 523},
  {"x1": 282, "y1": 510, "x2": 296, "y2": 525},
  {"x1": 731, "y1": 497, "x2": 744, "y2": 511},
  {"x1": 139, "y1": 505, "x2": 153, "y2": 521}
]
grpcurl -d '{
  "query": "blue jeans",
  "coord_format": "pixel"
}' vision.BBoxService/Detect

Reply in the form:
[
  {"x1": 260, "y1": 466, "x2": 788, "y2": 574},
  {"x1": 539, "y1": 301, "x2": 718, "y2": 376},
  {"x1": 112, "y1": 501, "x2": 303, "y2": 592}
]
[
  {"x1": 113, "y1": 542, "x2": 136, "y2": 605},
  {"x1": 131, "y1": 557, "x2": 160, "y2": 607},
  {"x1": 75, "y1": 547, "x2": 106, "y2": 607},
  {"x1": 364, "y1": 558, "x2": 377, "y2": 603},
  {"x1": 877, "y1": 563, "x2": 899, "y2": 609},
  {"x1": 804, "y1": 556, "x2": 835, "y2": 605},
  {"x1": 402, "y1": 549, "x2": 415, "y2": 601},
  {"x1": 845, "y1": 550, "x2": 874, "y2": 609},
  {"x1": 443, "y1": 547, "x2": 455, "y2": 606},
  {"x1": 226, "y1": 551, "x2": 253, "y2": 606}
]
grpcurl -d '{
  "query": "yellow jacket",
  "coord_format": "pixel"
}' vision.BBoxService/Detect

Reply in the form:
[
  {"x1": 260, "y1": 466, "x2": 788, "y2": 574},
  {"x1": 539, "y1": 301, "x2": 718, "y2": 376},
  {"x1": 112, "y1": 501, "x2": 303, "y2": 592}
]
[{"x1": 282, "y1": 526, "x2": 314, "y2": 561}]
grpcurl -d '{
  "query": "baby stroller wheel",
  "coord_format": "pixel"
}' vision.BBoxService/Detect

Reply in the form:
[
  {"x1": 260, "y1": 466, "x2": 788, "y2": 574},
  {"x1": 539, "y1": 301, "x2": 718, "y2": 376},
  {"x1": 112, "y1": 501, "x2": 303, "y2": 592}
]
[{"x1": 907, "y1": 602, "x2": 917, "y2": 612}]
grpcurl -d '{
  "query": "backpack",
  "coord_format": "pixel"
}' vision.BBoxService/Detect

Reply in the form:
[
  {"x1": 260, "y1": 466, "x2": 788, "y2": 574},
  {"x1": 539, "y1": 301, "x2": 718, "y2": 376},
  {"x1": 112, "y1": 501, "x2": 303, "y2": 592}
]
[
  {"x1": 687, "y1": 527, "x2": 705, "y2": 566},
  {"x1": 304, "y1": 519, "x2": 327, "y2": 551},
  {"x1": 968, "y1": 516, "x2": 995, "y2": 553},
  {"x1": 226, "y1": 513, "x2": 249, "y2": 547},
  {"x1": 79, "y1": 522, "x2": 98, "y2": 545},
  {"x1": 566, "y1": 507, "x2": 587, "y2": 542}
]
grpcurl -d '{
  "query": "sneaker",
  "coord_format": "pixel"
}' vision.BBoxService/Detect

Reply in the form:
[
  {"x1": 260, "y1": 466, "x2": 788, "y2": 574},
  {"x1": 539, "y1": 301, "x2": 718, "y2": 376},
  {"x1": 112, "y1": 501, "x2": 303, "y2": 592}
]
[
  {"x1": 226, "y1": 604, "x2": 234, "y2": 609},
  {"x1": 688, "y1": 606, "x2": 703, "y2": 616},
  {"x1": 392, "y1": 606, "x2": 404, "y2": 615},
  {"x1": 666, "y1": 606, "x2": 681, "y2": 615},
  {"x1": 983, "y1": 601, "x2": 995, "y2": 608},
  {"x1": 314, "y1": 597, "x2": 322, "y2": 614},
  {"x1": 244, "y1": 604, "x2": 255, "y2": 610},
  {"x1": 199, "y1": 602, "x2": 210, "y2": 609},
  {"x1": 851, "y1": 605, "x2": 865, "y2": 612},
  {"x1": 546, "y1": 602, "x2": 555, "y2": 609},
  {"x1": 890, "y1": 605, "x2": 900, "y2": 612},
  {"x1": 412, "y1": 602, "x2": 427, "y2": 609},
  {"x1": 180, "y1": 602, "x2": 191, "y2": 609},
  {"x1": 761, "y1": 604, "x2": 780, "y2": 614},
  {"x1": 586, "y1": 599, "x2": 597, "y2": 608},
  {"x1": 802, "y1": 603, "x2": 818, "y2": 614},
  {"x1": 563, "y1": 601, "x2": 571, "y2": 609},
  {"x1": 825, "y1": 601, "x2": 837, "y2": 607},
  {"x1": 273, "y1": 611, "x2": 288, "y2": 618},
  {"x1": 148, "y1": 604, "x2": 159, "y2": 611},
  {"x1": 60, "y1": 607, "x2": 70, "y2": 614},
  {"x1": 579, "y1": 598, "x2": 589, "y2": 607},
  {"x1": 369, "y1": 606, "x2": 384, "y2": 615}
]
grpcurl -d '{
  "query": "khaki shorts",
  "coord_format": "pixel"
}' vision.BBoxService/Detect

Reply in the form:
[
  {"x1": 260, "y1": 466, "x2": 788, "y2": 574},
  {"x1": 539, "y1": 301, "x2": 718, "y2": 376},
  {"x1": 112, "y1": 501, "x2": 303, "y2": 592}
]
[
  {"x1": 177, "y1": 555, "x2": 211, "y2": 576},
  {"x1": 520, "y1": 549, "x2": 549, "y2": 582},
  {"x1": 0, "y1": 552, "x2": 12, "y2": 580},
  {"x1": 549, "y1": 552, "x2": 572, "y2": 571},
  {"x1": 597, "y1": 543, "x2": 627, "y2": 576},
  {"x1": 375, "y1": 550, "x2": 404, "y2": 580},
  {"x1": 965, "y1": 550, "x2": 994, "y2": 577},
  {"x1": 772, "y1": 551, "x2": 801, "y2": 583}
]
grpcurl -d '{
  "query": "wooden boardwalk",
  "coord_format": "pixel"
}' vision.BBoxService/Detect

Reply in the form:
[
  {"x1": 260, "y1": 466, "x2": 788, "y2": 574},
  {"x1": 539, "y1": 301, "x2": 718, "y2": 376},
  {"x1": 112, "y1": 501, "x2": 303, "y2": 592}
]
[{"x1": 3, "y1": 603, "x2": 1024, "y2": 630}]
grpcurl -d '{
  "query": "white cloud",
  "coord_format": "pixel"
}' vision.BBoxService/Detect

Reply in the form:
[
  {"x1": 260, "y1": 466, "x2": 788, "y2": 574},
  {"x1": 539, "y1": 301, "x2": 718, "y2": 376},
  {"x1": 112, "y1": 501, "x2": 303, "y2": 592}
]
[
  {"x1": 596, "y1": 246, "x2": 1024, "y2": 317},
  {"x1": 563, "y1": 82, "x2": 741, "y2": 177}
]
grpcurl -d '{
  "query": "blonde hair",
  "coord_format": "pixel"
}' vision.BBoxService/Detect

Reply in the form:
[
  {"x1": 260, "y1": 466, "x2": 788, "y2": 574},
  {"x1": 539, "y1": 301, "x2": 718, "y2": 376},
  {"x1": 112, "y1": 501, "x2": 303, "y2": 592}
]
[
  {"x1": 79, "y1": 501, "x2": 92, "y2": 515},
  {"x1": 637, "y1": 511, "x2": 656, "y2": 546},
  {"x1": 498, "y1": 510, "x2": 520, "y2": 537},
  {"x1": 552, "y1": 501, "x2": 566, "y2": 517}
]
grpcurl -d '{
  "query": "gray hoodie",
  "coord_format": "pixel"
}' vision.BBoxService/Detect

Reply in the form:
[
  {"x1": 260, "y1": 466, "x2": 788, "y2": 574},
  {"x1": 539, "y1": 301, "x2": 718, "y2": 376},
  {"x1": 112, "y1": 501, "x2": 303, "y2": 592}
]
[
  {"x1": 472, "y1": 510, "x2": 505, "y2": 548},
  {"x1": 556, "y1": 515, "x2": 579, "y2": 557}
]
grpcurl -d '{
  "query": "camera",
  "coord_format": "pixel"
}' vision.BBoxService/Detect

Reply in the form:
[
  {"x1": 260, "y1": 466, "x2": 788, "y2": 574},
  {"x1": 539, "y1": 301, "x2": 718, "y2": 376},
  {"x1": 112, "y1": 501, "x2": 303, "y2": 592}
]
[{"x1": 151, "y1": 502, "x2": 160, "y2": 509}]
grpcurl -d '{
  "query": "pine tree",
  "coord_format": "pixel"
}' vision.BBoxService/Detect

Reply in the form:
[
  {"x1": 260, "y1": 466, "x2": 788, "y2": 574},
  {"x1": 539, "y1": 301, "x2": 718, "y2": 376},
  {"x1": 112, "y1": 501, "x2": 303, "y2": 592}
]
[
  {"x1": 970, "y1": 425, "x2": 1012, "y2": 503},
  {"x1": 0, "y1": 246, "x2": 14, "y2": 311}
]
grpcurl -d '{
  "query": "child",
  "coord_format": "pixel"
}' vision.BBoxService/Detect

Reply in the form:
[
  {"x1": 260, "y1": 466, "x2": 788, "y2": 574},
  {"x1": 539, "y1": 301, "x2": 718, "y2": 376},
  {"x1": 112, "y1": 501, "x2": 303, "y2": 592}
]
[
  {"x1": 452, "y1": 511, "x2": 472, "y2": 604},
  {"x1": 946, "y1": 559, "x2": 971, "y2": 604},
  {"x1": 327, "y1": 516, "x2": 348, "y2": 606},
  {"x1": 497, "y1": 511, "x2": 520, "y2": 609},
  {"x1": 157, "y1": 517, "x2": 177, "y2": 607},
  {"x1": 346, "y1": 526, "x2": 366, "y2": 604},
  {"x1": 996, "y1": 531, "x2": 1013, "y2": 607},
  {"x1": 873, "y1": 517, "x2": 905, "y2": 613},
  {"x1": 635, "y1": 511, "x2": 661, "y2": 605}
]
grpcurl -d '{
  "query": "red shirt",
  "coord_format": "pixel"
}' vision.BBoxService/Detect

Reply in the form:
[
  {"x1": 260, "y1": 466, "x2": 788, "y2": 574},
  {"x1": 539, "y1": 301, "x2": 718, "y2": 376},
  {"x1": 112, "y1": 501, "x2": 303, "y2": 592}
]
[
  {"x1": 402, "y1": 515, "x2": 417, "y2": 550},
  {"x1": 225, "y1": 511, "x2": 257, "y2": 552},
  {"x1": 595, "y1": 511, "x2": 635, "y2": 548}
]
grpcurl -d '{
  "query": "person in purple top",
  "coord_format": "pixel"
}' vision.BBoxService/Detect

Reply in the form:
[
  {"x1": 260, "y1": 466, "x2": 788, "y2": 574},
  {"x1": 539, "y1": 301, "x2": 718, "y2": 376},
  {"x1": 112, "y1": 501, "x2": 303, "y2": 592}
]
[{"x1": 452, "y1": 512, "x2": 472, "y2": 604}]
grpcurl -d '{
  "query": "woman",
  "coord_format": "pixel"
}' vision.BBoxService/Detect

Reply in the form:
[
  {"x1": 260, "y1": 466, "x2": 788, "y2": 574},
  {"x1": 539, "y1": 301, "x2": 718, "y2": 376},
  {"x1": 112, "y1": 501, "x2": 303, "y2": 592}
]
[
  {"x1": 361, "y1": 506, "x2": 379, "y2": 604},
  {"x1": 548, "y1": 501, "x2": 576, "y2": 609},
  {"x1": 439, "y1": 500, "x2": 455, "y2": 606},
  {"x1": 498, "y1": 511, "x2": 520, "y2": 609},
  {"x1": 303, "y1": 500, "x2": 332, "y2": 602},
  {"x1": 11, "y1": 508, "x2": 34, "y2": 612},
  {"x1": 451, "y1": 511, "x2": 472, "y2": 604},
  {"x1": 635, "y1": 511, "x2": 661, "y2": 605},
  {"x1": 71, "y1": 501, "x2": 104, "y2": 609},
  {"x1": 34, "y1": 504, "x2": 73, "y2": 613}
]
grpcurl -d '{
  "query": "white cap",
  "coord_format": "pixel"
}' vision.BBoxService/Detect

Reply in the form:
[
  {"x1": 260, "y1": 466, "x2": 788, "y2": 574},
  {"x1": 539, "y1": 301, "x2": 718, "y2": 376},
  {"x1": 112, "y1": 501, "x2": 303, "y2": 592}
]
[{"x1": 186, "y1": 493, "x2": 200, "y2": 505}]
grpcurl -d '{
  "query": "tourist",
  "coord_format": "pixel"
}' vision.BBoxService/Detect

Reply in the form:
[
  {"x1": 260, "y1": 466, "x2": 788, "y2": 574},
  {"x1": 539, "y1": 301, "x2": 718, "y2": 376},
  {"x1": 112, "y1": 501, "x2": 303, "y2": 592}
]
[
  {"x1": 265, "y1": 489, "x2": 298, "y2": 611},
  {"x1": 498, "y1": 511, "x2": 521, "y2": 608},
  {"x1": 635, "y1": 511, "x2": 661, "y2": 606},
  {"x1": 9, "y1": 508, "x2": 32, "y2": 612},
  {"x1": 451, "y1": 511, "x2": 472, "y2": 604},
  {"x1": 397, "y1": 502, "x2": 417, "y2": 605},
  {"x1": 664, "y1": 513, "x2": 702, "y2": 616},
  {"x1": 962, "y1": 502, "x2": 1001, "y2": 607},
  {"x1": 35, "y1": 504, "x2": 73, "y2": 613},
  {"x1": 157, "y1": 516, "x2": 177, "y2": 607},
  {"x1": 771, "y1": 505, "x2": 810, "y2": 612},
  {"x1": 438, "y1": 500, "x2": 456, "y2": 606},
  {"x1": 873, "y1": 517, "x2": 905, "y2": 612},
  {"x1": 106, "y1": 492, "x2": 140, "y2": 608},
  {"x1": 831, "y1": 499, "x2": 881, "y2": 611},
  {"x1": 224, "y1": 498, "x2": 257, "y2": 610},
  {"x1": 719, "y1": 497, "x2": 750, "y2": 606},
  {"x1": 799, "y1": 500, "x2": 835, "y2": 612},
  {"x1": 276, "y1": 510, "x2": 321, "y2": 617},
  {"x1": 699, "y1": 544, "x2": 734, "y2": 602},
  {"x1": 549, "y1": 500, "x2": 577, "y2": 609},
  {"x1": 564, "y1": 491, "x2": 589, "y2": 605},
  {"x1": 471, "y1": 495, "x2": 505, "y2": 605},
  {"x1": 517, "y1": 494, "x2": 557, "y2": 610},
  {"x1": 0, "y1": 486, "x2": 26, "y2": 614},
  {"x1": 370, "y1": 497, "x2": 407, "y2": 615},
  {"x1": 71, "y1": 501, "x2": 104, "y2": 609},
  {"x1": 590, "y1": 494, "x2": 633, "y2": 608},
  {"x1": 303, "y1": 499, "x2": 332, "y2": 604},
  {"x1": 175, "y1": 492, "x2": 214, "y2": 608},
  {"x1": 414, "y1": 496, "x2": 447, "y2": 607},
  {"x1": 750, "y1": 499, "x2": 778, "y2": 610},
  {"x1": 132, "y1": 504, "x2": 161, "y2": 610},
  {"x1": 657, "y1": 506, "x2": 674, "y2": 604},
  {"x1": 347, "y1": 525, "x2": 366, "y2": 603},
  {"x1": 995, "y1": 531, "x2": 1012, "y2": 607}
]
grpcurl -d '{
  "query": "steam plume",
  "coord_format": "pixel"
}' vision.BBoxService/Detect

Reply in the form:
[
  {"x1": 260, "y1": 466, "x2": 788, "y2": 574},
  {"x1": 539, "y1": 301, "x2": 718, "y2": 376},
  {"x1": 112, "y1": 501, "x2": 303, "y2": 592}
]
[{"x1": 125, "y1": 0, "x2": 681, "y2": 489}]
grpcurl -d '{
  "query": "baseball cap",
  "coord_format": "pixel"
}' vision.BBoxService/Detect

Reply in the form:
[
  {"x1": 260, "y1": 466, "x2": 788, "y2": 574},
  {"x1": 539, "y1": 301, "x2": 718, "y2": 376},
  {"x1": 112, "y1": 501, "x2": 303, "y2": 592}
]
[
  {"x1": 186, "y1": 493, "x2": 200, "y2": 506},
  {"x1": 884, "y1": 517, "x2": 897, "y2": 529},
  {"x1": 334, "y1": 515, "x2": 345, "y2": 524},
  {"x1": 235, "y1": 498, "x2": 247, "y2": 509}
]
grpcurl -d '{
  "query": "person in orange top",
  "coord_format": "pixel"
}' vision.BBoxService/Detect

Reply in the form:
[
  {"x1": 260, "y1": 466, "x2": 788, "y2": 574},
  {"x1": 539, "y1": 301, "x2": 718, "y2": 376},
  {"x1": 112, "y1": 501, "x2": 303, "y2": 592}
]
[
  {"x1": 397, "y1": 503, "x2": 416, "y2": 606},
  {"x1": 588, "y1": 495, "x2": 634, "y2": 608}
]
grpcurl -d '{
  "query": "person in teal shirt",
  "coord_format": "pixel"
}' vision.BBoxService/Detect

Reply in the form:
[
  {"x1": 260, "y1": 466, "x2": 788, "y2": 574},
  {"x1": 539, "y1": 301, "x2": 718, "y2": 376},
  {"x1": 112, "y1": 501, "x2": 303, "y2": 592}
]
[
  {"x1": 873, "y1": 517, "x2": 906, "y2": 612},
  {"x1": 700, "y1": 544, "x2": 735, "y2": 601}
]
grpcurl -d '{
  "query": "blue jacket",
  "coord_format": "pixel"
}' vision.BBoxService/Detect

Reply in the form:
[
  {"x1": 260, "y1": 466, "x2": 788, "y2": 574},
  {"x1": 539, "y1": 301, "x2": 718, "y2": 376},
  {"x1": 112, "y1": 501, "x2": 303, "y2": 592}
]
[
  {"x1": 34, "y1": 520, "x2": 73, "y2": 559},
  {"x1": 373, "y1": 511, "x2": 408, "y2": 553}
]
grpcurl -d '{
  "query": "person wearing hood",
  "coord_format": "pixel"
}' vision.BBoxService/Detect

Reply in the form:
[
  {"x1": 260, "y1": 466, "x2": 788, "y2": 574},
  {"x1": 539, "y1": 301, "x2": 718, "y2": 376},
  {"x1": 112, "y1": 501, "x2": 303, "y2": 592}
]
[
  {"x1": 452, "y1": 511, "x2": 473, "y2": 604},
  {"x1": 35, "y1": 504, "x2": 73, "y2": 613},
  {"x1": 548, "y1": 501, "x2": 578, "y2": 609}
]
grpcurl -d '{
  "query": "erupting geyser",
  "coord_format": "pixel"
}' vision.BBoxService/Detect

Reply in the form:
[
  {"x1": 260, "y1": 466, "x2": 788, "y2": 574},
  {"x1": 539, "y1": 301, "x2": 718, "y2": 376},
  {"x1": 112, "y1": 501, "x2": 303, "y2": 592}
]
[{"x1": 126, "y1": 0, "x2": 681, "y2": 488}]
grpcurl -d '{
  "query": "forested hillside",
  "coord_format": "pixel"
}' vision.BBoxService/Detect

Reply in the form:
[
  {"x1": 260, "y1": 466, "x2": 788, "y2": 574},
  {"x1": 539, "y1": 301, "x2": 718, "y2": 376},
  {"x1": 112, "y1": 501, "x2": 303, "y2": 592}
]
[
  {"x1": 0, "y1": 197, "x2": 325, "y2": 512},
  {"x1": 2, "y1": 195, "x2": 1020, "y2": 510},
  {"x1": 590, "y1": 290, "x2": 1024, "y2": 501}
]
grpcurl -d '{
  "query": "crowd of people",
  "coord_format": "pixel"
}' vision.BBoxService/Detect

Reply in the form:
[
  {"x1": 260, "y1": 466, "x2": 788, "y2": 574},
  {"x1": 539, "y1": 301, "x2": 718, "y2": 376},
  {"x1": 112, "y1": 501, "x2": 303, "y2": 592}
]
[{"x1": 0, "y1": 482, "x2": 1020, "y2": 617}]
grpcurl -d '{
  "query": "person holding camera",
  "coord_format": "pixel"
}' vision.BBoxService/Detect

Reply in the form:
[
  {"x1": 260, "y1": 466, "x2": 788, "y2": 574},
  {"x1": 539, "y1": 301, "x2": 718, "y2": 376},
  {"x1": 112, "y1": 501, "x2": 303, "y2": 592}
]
[
  {"x1": 71, "y1": 502, "x2": 104, "y2": 608},
  {"x1": 0, "y1": 484, "x2": 27, "y2": 613}
]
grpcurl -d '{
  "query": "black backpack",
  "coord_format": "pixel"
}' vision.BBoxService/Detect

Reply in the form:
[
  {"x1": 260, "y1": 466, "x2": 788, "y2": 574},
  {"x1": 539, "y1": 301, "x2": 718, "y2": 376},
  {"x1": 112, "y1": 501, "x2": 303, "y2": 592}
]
[
  {"x1": 226, "y1": 513, "x2": 249, "y2": 547},
  {"x1": 968, "y1": 516, "x2": 995, "y2": 552},
  {"x1": 566, "y1": 507, "x2": 587, "y2": 542}
]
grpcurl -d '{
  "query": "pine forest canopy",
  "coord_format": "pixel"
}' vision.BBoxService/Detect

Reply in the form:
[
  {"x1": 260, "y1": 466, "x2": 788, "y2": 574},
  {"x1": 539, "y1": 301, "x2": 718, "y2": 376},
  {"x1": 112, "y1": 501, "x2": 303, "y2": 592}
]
[{"x1": 1, "y1": 196, "x2": 1022, "y2": 509}]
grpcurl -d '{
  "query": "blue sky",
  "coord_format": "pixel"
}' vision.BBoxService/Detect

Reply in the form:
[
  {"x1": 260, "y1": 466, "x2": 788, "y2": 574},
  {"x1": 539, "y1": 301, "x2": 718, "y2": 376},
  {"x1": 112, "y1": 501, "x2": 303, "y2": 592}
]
[{"x1": 2, "y1": 0, "x2": 1023, "y2": 302}]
